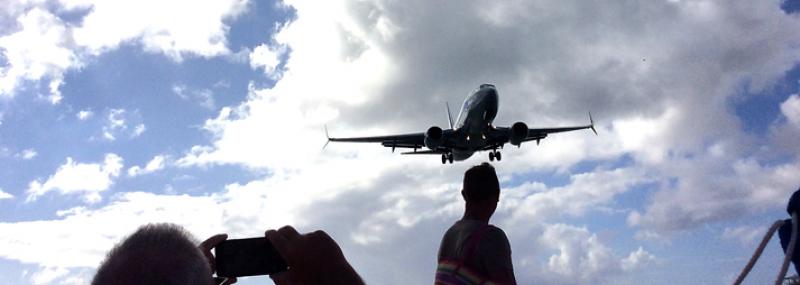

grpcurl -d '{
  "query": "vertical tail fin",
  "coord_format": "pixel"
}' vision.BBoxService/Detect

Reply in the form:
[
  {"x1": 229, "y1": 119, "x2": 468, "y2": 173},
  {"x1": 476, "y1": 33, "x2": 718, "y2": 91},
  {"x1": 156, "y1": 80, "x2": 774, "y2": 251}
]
[{"x1": 446, "y1": 102, "x2": 454, "y2": 129}]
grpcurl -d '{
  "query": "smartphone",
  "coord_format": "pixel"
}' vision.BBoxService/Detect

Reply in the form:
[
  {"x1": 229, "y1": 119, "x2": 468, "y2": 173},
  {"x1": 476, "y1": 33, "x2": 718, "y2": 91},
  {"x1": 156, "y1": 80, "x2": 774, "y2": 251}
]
[{"x1": 215, "y1": 237, "x2": 288, "y2": 277}]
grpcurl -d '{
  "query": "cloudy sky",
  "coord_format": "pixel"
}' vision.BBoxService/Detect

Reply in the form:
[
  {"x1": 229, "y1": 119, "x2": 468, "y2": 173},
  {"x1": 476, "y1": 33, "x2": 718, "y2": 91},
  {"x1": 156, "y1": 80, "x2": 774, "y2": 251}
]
[{"x1": 1, "y1": 0, "x2": 800, "y2": 284}]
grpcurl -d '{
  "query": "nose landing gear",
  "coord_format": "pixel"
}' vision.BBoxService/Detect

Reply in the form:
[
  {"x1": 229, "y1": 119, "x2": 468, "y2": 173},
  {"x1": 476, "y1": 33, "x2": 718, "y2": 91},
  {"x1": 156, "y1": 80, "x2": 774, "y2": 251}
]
[{"x1": 489, "y1": 150, "x2": 502, "y2": 162}]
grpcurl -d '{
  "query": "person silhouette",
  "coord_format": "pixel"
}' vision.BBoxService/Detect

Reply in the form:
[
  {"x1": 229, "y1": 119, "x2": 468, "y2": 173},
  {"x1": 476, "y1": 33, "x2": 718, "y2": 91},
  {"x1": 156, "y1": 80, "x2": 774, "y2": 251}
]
[
  {"x1": 779, "y1": 187, "x2": 800, "y2": 275},
  {"x1": 436, "y1": 162, "x2": 516, "y2": 285}
]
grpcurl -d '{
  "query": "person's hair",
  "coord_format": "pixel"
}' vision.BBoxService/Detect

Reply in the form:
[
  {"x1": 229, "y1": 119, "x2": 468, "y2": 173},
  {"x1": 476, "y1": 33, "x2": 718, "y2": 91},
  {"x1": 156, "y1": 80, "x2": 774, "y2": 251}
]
[
  {"x1": 788, "y1": 187, "x2": 800, "y2": 216},
  {"x1": 92, "y1": 223, "x2": 212, "y2": 285},
  {"x1": 462, "y1": 162, "x2": 500, "y2": 202}
]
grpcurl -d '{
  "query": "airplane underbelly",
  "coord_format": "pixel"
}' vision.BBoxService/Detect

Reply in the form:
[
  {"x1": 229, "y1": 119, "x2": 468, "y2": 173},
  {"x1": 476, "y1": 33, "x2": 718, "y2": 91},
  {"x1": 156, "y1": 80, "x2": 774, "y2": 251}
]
[{"x1": 452, "y1": 150, "x2": 474, "y2": 161}]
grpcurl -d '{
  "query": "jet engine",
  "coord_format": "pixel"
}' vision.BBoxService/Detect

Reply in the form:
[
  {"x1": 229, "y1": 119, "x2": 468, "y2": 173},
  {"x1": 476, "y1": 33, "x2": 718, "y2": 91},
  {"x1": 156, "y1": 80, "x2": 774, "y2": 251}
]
[
  {"x1": 509, "y1": 122, "x2": 528, "y2": 146},
  {"x1": 424, "y1": 126, "x2": 444, "y2": 149}
]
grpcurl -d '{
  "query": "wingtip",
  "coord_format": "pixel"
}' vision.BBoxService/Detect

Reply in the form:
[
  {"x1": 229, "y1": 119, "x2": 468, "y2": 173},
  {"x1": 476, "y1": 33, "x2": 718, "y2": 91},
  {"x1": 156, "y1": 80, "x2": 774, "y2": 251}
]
[{"x1": 323, "y1": 125, "x2": 331, "y2": 150}]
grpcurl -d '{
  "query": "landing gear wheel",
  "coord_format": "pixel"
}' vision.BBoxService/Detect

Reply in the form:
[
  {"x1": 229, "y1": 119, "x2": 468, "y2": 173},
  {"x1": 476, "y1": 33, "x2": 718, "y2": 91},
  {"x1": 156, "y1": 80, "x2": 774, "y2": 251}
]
[
  {"x1": 496, "y1": 151, "x2": 502, "y2": 161},
  {"x1": 441, "y1": 154, "x2": 447, "y2": 164},
  {"x1": 489, "y1": 151, "x2": 495, "y2": 161},
  {"x1": 448, "y1": 153, "x2": 454, "y2": 164}
]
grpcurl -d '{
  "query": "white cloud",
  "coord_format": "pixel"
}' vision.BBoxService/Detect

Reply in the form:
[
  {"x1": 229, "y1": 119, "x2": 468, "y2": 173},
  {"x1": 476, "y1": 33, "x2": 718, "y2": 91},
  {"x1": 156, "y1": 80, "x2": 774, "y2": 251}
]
[
  {"x1": 0, "y1": 188, "x2": 13, "y2": 200},
  {"x1": 620, "y1": 247, "x2": 657, "y2": 272},
  {"x1": 249, "y1": 43, "x2": 285, "y2": 78},
  {"x1": 101, "y1": 109, "x2": 125, "y2": 141},
  {"x1": 172, "y1": 84, "x2": 216, "y2": 110},
  {"x1": 127, "y1": 155, "x2": 166, "y2": 177},
  {"x1": 501, "y1": 168, "x2": 651, "y2": 226},
  {"x1": 538, "y1": 223, "x2": 645, "y2": 284},
  {"x1": 97, "y1": 108, "x2": 145, "y2": 141},
  {"x1": 29, "y1": 267, "x2": 68, "y2": 285},
  {"x1": 172, "y1": 84, "x2": 188, "y2": 99},
  {"x1": 17, "y1": 148, "x2": 37, "y2": 160},
  {"x1": 722, "y1": 225, "x2": 766, "y2": 246},
  {"x1": 0, "y1": 192, "x2": 225, "y2": 272},
  {"x1": 76, "y1": 109, "x2": 93, "y2": 121},
  {"x1": 26, "y1": 153, "x2": 123, "y2": 203},
  {"x1": 628, "y1": 159, "x2": 800, "y2": 233},
  {"x1": 0, "y1": 8, "x2": 79, "y2": 102},
  {"x1": 0, "y1": 0, "x2": 248, "y2": 100},
  {"x1": 781, "y1": 94, "x2": 800, "y2": 126},
  {"x1": 70, "y1": 0, "x2": 248, "y2": 61},
  {"x1": 131, "y1": 124, "x2": 146, "y2": 138}
]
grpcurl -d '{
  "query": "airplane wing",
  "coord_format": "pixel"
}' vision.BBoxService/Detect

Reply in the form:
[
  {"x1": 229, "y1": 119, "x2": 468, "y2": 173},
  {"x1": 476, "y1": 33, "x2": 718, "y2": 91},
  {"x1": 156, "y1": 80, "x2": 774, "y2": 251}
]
[
  {"x1": 525, "y1": 113, "x2": 596, "y2": 143},
  {"x1": 327, "y1": 132, "x2": 425, "y2": 149},
  {"x1": 528, "y1": 124, "x2": 595, "y2": 137},
  {"x1": 520, "y1": 125, "x2": 591, "y2": 143},
  {"x1": 490, "y1": 113, "x2": 596, "y2": 146},
  {"x1": 325, "y1": 126, "x2": 444, "y2": 152}
]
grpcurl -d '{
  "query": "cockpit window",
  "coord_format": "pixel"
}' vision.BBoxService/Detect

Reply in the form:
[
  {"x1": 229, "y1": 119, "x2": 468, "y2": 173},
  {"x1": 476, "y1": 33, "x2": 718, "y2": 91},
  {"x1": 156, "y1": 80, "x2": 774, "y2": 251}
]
[{"x1": 479, "y1": 83, "x2": 495, "y2": 89}]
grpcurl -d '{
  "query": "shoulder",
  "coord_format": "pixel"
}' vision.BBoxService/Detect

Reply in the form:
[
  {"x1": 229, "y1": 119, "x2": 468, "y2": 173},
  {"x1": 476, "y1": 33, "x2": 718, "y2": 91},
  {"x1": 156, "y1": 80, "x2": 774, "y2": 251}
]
[
  {"x1": 482, "y1": 225, "x2": 511, "y2": 248},
  {"x1": 485, "y1": 225, "x2": 509, "y2": 239}
]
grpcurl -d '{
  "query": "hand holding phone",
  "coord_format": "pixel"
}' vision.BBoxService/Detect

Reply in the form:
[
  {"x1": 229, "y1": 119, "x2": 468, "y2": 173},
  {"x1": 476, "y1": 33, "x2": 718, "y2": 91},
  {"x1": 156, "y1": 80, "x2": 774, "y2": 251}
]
[
  {"x1": 266, "y1": 226, "x2": 364, "y2": 285},
  {"x1": 214, "y1": 237, "x2": 288, "y2": 278}
]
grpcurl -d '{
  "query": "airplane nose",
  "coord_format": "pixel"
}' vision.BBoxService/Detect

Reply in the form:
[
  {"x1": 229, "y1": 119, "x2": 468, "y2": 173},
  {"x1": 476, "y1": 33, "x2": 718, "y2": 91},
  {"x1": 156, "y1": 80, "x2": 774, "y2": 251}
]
[{"x1": 485, "y1": 88, "x2": 498, "y2": 102}]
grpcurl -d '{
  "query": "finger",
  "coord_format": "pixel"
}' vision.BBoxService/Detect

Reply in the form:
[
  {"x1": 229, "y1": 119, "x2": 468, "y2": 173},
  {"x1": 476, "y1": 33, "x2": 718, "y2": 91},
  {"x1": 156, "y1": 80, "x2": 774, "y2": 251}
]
[
  {"x1": 266, "y1": 229, "x2": 290, "y2": 258},
  {"x1": 199, "y1": 234, "x2": 227, "y2": 272},
  {"x1": 308, "y1": 230, "x2": 339, "y2": 249},
  {"x1": 202, "y1": 250, "x2": 215, "y2": 272},
  {"x1": 199, "y1": 234, "x2": 228, "y2": 251},
  {"x1": 277, "y1": 225, "x2": 301, "y2": 241},
  {"x1": 199, "y1": 234, "x2": 228, "y2": 252},
  {"x1": 308, "y1": 230, "x2": 331, "y2": 241}
]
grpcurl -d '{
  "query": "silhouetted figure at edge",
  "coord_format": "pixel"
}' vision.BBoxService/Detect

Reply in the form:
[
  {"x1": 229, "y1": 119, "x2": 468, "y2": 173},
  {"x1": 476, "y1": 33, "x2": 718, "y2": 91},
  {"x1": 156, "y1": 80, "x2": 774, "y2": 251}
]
[
  {"x1": 779, "y1": 187, "x2": 800, "y2": 275},
  {"x1": 436, "y1": 162, "x2": 516, "y2": 285}
]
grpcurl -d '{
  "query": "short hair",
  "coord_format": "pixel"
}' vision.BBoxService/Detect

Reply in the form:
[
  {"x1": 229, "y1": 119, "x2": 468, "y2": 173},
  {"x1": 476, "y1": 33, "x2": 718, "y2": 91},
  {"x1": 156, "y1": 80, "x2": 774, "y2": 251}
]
[
  {"x1": 92, "y1": 223, "x2": 212, "y2": 285},
  {"x1": 462, "y1": 162, "x2": 500, "y2": 201}
]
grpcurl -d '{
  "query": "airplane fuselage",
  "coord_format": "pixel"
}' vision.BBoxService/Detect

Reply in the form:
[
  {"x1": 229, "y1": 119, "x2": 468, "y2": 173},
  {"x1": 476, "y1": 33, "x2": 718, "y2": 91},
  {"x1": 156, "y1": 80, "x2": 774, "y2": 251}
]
[{"x1": 450, "y1": 84, "x2": 499, "y2": 161}]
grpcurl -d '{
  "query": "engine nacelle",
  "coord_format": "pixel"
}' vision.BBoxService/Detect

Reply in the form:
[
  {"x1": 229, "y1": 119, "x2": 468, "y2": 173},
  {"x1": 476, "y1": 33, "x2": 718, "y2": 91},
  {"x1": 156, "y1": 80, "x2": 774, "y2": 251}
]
[
  {"x1": 510, "y1": 122, "x2": 528, "y2": 146},
  {"x1": 424, "y1": 126, "x2": 444, "y2": 149}
]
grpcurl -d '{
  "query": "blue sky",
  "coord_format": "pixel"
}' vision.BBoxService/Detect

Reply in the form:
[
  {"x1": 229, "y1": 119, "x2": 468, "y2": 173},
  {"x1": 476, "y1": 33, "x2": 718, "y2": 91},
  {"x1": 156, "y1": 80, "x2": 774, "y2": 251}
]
[{"x1": 1, "y1": 0, "x2": 800, "y2": 284}]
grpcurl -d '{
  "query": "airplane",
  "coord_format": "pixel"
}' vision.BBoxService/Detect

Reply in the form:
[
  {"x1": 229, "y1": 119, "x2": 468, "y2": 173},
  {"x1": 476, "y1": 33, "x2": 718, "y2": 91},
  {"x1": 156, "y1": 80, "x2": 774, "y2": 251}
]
[{"x1": 325, "y1": 84, "x2": 596, "y2": 164}]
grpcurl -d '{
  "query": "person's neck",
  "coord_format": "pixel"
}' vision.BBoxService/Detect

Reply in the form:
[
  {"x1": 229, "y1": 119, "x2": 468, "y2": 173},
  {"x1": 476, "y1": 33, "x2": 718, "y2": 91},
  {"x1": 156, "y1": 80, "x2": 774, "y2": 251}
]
[{"x1": 462, "y1": 209, "x2": 491, "y2": 223}]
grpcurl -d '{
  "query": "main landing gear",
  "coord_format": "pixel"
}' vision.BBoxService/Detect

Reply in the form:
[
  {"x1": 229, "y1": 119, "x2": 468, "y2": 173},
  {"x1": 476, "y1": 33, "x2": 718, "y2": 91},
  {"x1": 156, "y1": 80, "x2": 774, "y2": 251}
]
[
  {"x1": 489, "y1": 150, "x2": 502, "y2": 162},
  {"x1": 441, "y1": 153, "x2": 454, "y2": 164}
]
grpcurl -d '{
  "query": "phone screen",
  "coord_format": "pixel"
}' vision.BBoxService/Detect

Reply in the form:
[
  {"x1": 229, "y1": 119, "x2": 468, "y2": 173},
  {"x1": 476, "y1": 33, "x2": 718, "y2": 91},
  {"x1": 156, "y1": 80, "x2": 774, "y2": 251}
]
[{"x1": 215, "y1": 237, "x2": 288, "y2": 277}]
